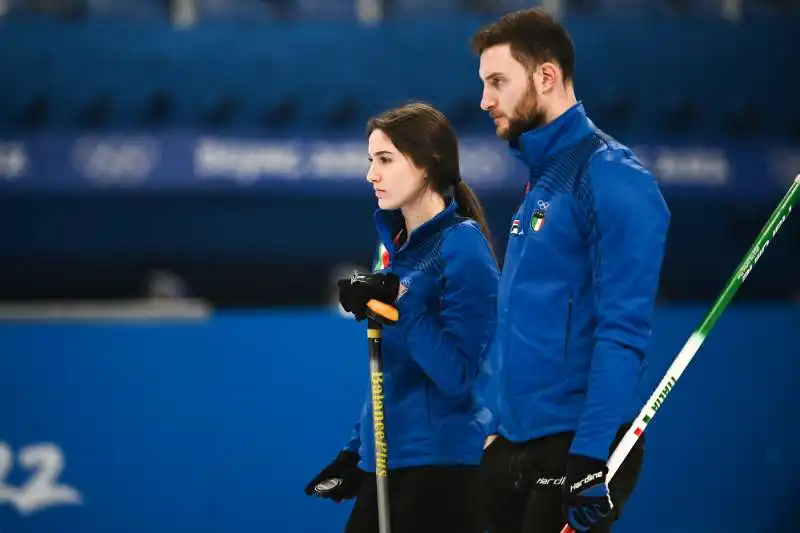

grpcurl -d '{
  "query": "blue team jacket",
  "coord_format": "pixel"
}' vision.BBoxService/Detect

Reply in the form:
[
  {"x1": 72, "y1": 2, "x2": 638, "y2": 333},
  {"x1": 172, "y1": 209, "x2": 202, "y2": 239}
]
[
  {"x1": 343, "y1": 199, "x2": 499, "y2": 471},
  {"x1": 485, "y1": 103, "x2": 671, "y2": 462}
]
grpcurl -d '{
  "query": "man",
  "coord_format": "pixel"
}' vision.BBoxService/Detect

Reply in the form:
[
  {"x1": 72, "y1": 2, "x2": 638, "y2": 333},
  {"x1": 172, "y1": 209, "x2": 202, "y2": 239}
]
[{"x1": 470, "y1": 8, "x2": 670, "y2": 533}]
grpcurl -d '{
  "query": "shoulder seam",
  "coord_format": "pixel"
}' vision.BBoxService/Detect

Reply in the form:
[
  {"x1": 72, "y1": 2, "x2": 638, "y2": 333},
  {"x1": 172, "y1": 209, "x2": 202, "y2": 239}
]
[
  {"x1": 441, "y1": 219, "x2": 491, "y2": 262},
  {"x1": 442, "y1": 218, "x2": 481, "y2": 240}
]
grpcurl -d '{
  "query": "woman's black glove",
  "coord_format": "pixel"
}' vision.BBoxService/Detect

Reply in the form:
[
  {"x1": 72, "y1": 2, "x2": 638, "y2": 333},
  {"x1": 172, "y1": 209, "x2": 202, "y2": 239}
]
[
  {"x1": 304, "y1": 450, "x2": 363, "y2": 503},
  {"x1": 337, "y1": 273, "x2": 399, "y2": 321}
]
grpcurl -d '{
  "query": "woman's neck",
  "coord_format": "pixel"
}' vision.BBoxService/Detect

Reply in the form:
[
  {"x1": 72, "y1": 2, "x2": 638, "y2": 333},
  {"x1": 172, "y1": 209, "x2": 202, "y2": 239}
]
[{"x1": 401, "y1": 190, "x2": 446, "y2": 235}]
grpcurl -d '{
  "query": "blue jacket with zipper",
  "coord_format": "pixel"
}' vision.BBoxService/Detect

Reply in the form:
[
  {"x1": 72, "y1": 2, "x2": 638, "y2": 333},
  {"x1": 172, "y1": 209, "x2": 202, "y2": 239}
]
[
  {"x1": 485, "y1": 103, "x2": 671, "y2": 462},
  {"x1": 343, "y1": 199, "x2": 499, "y2": 471}
]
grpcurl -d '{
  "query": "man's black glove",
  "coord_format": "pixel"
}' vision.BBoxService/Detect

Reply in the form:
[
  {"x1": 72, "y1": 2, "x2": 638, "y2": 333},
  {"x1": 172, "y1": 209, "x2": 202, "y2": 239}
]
[
  {"x1": 337, "y1": 272, "x2": 399, "y2": 321},
  {"x1": 562, "y1": 454, "x2": 613, "y2": 532},
  {"x1": 304, "y1": 450, "x2": 363, "y2": 503}
]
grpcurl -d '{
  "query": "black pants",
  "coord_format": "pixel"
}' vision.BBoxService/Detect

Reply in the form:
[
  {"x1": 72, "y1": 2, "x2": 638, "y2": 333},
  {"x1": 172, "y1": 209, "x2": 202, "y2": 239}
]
[
  {"x1": 480, "y1": 425, "x2": 645, "y2": 533},
  {"x1": 345, "y1": 465, "x2": 483, "y2": 533}
]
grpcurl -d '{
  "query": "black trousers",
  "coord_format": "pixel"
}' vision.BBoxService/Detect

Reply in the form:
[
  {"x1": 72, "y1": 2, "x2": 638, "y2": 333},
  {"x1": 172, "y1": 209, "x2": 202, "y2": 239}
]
[
  {"x1": 345, "y1": 465, "x2": 483, "y2": 533},
  {"x1": 480, "y1": 425, "x2": 645, "y2": 533}
]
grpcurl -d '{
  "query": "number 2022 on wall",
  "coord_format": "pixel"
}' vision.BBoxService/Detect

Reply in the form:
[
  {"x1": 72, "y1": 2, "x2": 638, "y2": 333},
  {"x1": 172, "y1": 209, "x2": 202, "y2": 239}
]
[{"x1": 0, "y1": 441, "x2": 83, "y2": 515}]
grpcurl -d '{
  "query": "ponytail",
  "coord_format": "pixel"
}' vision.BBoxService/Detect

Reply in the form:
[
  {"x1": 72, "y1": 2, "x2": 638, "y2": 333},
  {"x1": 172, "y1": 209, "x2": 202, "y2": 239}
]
[{"x1": 453, "y1": 180, "x2": 498, "y2": 265}]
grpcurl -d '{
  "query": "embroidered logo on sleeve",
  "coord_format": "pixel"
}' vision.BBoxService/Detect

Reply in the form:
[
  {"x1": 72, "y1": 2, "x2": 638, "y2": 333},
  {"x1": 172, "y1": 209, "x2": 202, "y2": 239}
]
[{"x1": 531, "y1": 200, "x2": 550, "y2": 232}]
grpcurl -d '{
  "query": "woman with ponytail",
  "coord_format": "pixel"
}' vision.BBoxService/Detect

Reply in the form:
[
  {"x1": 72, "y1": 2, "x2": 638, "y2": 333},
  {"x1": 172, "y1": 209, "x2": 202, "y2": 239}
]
[{"x1": 304, "y1": 102, "x2": 499, "y2": 533}]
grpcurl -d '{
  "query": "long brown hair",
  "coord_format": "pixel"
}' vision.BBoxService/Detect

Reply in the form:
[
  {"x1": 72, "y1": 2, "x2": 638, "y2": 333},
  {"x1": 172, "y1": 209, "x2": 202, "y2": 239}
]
[{"x1": 366, "y1": 101, "x2": 496, "y2": 261}]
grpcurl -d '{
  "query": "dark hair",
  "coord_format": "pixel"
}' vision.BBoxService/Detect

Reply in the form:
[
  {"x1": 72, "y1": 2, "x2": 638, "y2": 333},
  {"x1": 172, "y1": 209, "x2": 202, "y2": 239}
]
[
  {"x1": 470, "y1": 8, "x2": 575, "y2": 82},
  {"x1": 366, "y1": 101, "x2": 496, "y2": 261}
]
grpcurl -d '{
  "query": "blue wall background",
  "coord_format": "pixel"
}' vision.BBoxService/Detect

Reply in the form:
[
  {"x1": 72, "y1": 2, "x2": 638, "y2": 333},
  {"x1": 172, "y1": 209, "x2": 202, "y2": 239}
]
[{"x1": 0, "y1": 306, "x2": 797, "y2": 532}]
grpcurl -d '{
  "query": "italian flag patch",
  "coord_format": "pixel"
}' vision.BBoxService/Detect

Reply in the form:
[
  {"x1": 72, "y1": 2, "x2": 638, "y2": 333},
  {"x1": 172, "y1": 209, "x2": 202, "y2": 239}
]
[
  {"x1": 531, "y1": 210, "x2": 545, "y2": 232},
  {"x1": 373, "y1": 243, "x2": 390, "y2": 272},
  {"x1": 373, "y1": 232, "x2": 402, "y2": 272}
]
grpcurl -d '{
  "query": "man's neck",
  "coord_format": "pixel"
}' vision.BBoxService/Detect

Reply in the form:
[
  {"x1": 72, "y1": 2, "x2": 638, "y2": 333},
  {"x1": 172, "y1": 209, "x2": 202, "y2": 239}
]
[{"x1": 543, "y1": 86, "x2": 578, "y2": 125}]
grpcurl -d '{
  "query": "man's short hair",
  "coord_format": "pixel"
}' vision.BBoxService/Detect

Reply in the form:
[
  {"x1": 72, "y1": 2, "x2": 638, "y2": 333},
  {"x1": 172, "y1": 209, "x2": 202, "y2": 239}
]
[{"x1": 470, "y1": 8, "x2": 575, "y2": 82}]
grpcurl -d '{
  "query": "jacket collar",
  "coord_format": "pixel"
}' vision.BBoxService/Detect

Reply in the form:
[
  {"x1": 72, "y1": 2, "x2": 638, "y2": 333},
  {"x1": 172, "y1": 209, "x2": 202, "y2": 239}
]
[
  {"x1": 373, "y1": 198, "x2": 459, "y2": 261},
  {"x1": 509, "y1": 101, "x2": 595, "y2": 169}
]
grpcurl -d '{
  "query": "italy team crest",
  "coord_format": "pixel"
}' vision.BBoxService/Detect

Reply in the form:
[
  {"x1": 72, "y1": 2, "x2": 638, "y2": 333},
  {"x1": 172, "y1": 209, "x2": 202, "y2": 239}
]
[{"x1": 531, "y1": 209, "x2": 546, "y2": 232}]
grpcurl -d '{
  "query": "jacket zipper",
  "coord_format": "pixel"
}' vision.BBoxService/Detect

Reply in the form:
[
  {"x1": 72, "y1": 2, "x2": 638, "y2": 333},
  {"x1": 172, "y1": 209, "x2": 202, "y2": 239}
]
[
  {"x1": 425, "y1": 380, "x2": 434, "y2": 429},
  {"x1": 564, "y1": 294, "x2": 573, "y2": 361},
  {"x1": 500, "y1": 200, "x2": 531, "y2": 431},
  {"x1": 499, "y1": 270, "x2": 516, "y2": 431}
]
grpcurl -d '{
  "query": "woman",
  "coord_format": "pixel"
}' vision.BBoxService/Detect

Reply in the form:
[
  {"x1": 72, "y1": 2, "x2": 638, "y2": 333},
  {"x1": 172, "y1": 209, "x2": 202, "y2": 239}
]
[{"x1": 304, "y1": 101, "x2": 499, "y2": 533}]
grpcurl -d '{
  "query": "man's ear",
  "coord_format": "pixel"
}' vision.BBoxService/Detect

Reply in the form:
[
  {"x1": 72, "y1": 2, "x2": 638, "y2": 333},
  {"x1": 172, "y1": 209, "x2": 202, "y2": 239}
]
[{"x1": 536, "y1": 62, "x2": 561, "y2": 94}]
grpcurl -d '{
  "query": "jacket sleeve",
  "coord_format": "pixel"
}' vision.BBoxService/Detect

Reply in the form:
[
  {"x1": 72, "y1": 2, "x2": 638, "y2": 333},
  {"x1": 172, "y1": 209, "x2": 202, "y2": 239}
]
[
  {"x1": 569, "y1": 152, "x2": 671, "y2": 462},
  {"x1": 342, "y1": 370, "x2": 376, "y2": 454},
  {"x1": 342, "y1": 421, "x2": 361, "y2": 453},
  {"x1": 397, "y1": 222, "x2": 499, "y2": 396},
  {"x1": 474, "y1": 354, "x2": 500, "y2": 436}
]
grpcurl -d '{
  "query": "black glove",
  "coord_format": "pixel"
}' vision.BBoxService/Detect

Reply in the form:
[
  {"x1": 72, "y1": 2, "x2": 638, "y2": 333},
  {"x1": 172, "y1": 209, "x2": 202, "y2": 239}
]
[
  {"x1": 304, "y1": 450, "x2": 363, "y2": 503},
  {"x1": 337, "y1": 273, "x2": 399, "y2": 321},
  {"x1": 562, "y1": 454, "x2": 613, "y2": 532}
]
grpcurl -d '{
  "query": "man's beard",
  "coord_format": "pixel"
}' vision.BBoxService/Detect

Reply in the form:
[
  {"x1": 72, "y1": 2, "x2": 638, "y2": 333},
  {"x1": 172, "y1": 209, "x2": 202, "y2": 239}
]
[{"x1": 497, "y1": 88, "x2": 547, "y2": 141}]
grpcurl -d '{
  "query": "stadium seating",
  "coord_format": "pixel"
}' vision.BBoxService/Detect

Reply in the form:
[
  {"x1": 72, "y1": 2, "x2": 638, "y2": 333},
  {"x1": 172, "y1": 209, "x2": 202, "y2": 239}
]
[{"x1": 0, "y1": 1, "x2": 798, "y2": 140}]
